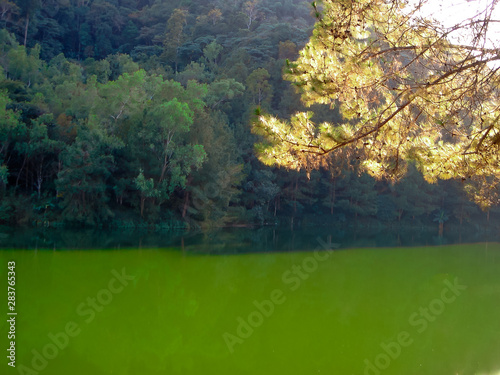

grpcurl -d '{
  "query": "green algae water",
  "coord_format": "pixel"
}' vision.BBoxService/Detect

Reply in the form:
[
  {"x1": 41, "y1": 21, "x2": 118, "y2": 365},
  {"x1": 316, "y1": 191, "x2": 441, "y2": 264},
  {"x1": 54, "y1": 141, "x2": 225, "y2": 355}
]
[{"x1": 1, "y1": 242, "x2": 500, "y2": 375}]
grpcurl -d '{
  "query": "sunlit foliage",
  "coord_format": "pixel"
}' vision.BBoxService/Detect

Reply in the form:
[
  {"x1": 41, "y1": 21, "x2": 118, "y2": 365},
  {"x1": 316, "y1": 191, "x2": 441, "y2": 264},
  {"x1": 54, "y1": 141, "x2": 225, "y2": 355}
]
[{"x1": 254, "y1": 0, "x2": 500, "y2": 207}]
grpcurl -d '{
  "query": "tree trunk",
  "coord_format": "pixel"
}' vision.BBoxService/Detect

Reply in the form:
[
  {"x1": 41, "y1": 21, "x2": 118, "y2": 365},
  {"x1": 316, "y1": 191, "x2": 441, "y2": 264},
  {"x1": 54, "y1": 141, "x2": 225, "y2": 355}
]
[
  {"x1": 36, "y1": 165, "x2": 43, "y2": 199},
  {"x1": 15, "y1": 155, "x2": 27, "y2": 189},
  {"x1": 330, "y1": 179, "x2": 336, "y2": 214},
  {"x1": 293, "y1": 179, "x2": 298, "y2": 213},
  {"x1": 23, "y1": 14, "x2": 29, "y2": 47},
  {"x1": 29, "y1": 162, "x2": 32, "y2": 189},
  {"x1": 182, "y1": 191, "x2": 190, "y2": 218}
]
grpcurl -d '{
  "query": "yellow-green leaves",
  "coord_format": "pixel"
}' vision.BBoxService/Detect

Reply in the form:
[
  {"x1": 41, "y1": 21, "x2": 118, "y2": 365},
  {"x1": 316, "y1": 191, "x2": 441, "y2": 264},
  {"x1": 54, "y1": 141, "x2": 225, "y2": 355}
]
[{"x1": 254, "y1": 0, "x2": 500, "y2": 208}]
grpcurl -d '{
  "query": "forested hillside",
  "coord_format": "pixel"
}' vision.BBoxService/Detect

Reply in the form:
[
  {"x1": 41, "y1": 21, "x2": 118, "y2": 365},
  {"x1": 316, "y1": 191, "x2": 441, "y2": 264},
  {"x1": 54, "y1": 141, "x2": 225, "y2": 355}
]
[{"x1": 0, "y1": 0, "x2": 498, "y2": 229}]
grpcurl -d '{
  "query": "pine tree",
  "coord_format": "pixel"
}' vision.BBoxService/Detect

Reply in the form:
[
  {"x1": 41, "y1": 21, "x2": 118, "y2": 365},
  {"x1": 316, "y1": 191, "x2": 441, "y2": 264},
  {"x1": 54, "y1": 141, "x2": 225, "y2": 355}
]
[{"x1": 254, "y1": 0, "x2": 500, "y2": 208}]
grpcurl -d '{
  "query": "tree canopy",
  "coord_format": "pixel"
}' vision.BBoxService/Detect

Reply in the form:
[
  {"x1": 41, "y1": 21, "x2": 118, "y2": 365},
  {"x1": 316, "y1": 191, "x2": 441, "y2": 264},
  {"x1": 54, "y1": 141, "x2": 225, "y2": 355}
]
[
  {"x1": 254, "y1": 0, "x2": 500, "y2": 207},
  {"x1": 0, "y1": 0, "x2": 498, "y2": 229}
]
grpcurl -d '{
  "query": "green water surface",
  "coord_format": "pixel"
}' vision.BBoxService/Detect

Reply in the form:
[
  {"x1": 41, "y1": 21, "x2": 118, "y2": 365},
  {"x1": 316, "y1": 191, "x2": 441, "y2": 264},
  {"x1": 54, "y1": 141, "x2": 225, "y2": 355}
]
[{"x1": 1, "y1": 243, "x2": 500, "y2": 375}]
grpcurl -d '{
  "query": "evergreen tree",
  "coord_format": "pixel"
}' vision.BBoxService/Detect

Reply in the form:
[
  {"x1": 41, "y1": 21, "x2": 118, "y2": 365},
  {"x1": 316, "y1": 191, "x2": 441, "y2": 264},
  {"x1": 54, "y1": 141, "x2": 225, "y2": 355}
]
[{"x1": 254, "y1": 0, "x2": 500, "y2": 208}]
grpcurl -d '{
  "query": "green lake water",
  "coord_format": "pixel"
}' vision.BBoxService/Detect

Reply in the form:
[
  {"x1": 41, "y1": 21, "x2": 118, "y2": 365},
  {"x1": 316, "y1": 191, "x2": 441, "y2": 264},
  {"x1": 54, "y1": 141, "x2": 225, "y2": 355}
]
[{"x1": 1, "y1": 237, "x2": 500, "y2": 374}]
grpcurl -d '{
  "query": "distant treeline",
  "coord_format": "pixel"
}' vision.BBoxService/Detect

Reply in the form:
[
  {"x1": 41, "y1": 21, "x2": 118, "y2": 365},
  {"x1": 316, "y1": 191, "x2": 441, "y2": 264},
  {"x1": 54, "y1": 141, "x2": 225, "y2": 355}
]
[{"x1": 0, "y1": 0, "x2": 498, "y2": 229}]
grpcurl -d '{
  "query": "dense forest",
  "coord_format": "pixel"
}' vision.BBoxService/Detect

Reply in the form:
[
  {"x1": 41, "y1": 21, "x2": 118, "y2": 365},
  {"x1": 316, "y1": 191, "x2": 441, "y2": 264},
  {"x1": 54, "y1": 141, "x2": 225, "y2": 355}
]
[{"x1": 0, "y1": 0, "x2": 498, "y2": 229}]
